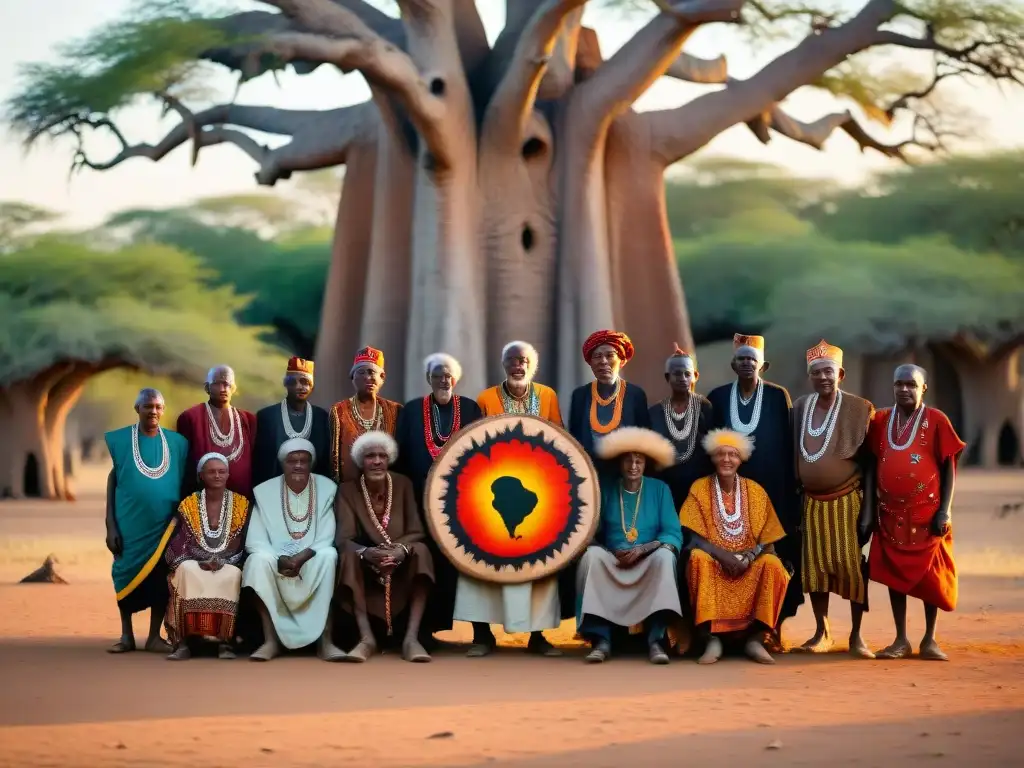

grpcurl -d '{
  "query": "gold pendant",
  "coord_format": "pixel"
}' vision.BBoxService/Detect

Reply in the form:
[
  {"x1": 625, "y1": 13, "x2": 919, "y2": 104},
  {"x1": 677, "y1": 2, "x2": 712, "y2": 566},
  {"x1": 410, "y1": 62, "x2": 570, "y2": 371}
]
[{"x1": 625, "y1": 527, "x2": 638, "y2": 543}]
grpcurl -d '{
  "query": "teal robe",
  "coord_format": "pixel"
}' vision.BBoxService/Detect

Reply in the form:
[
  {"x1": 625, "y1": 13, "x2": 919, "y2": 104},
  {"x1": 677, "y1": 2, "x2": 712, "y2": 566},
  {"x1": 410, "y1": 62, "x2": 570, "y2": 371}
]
[
  {"x1": 105, "y1": 426, "x2": 188, "y2": 599},
  {"x1": 596, "y1": 476, "x2": 683, "y2": 552}
]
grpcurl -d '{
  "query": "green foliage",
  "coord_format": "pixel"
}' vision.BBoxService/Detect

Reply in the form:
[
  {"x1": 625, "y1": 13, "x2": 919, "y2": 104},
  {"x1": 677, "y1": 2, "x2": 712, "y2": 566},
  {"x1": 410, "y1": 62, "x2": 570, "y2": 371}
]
[{"x1": 0, "y1": 202, "x2": 61, "y2": 249}]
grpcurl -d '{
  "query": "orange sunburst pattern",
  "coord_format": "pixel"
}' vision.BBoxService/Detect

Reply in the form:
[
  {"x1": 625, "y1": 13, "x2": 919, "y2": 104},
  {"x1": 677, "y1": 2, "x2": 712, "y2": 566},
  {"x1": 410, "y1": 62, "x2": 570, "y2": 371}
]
[{"x1": 454, "y1": 439, "x2": 574, "y2": 559}]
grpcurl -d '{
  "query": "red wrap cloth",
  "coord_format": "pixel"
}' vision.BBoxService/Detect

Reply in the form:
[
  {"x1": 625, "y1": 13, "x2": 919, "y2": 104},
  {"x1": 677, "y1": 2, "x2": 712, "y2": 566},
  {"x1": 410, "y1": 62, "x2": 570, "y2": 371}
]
[
  {"x1": 867, "y1": 406, "x2": 965, "y2": 611},
  {"x1": 582, "y1": 330, "x2": 634, "y2": 364}
]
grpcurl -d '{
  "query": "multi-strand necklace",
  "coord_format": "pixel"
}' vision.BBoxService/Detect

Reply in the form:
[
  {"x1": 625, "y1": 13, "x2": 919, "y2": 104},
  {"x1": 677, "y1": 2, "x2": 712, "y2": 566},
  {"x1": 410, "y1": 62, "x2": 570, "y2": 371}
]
[
  {"x1": 729, "y1": 379, "x2": 764, "y2": 436},
  {"x1": 198, "y1": 489, "x2": 233, "y2": 554},
  {"x1": 280, "y1": 399, "x2": 312, "y2": 440},
  {"x1": 350, "y1": 395, "x2": 383, "y2": 432},
  {"x1": 661, "y1": 395, "x2": 700, "y2": 463},
  {"x1": 619, "y1": 478, "x2": 644, "y2": 544},
  {"x1": 887, "y1": 404, "x2": 925, "y2": 451},
  {"x1": 500, "y1": 381, "x2": 540, "y2": 416},
  {"x1": 360, "y1": 474, "x2": 395, "y2": 635},
  {"x1": 205, "y1": 403, "x2": 244, "y2": 462},
  {"x1": 422, "y1": 395, "x2": 461, "y2": 459},
  {"x1": 714, "y1": 475, "x2": 745, "y2": 540},
  {"x1": 799, "y1": 391, "x2": 844, "y2": 463},
  {"x1": 590, "y1": 380, "x2": 625, "y2": 435},
  {"x1": 131, "y1": 423, "x2": 170, "y2": 480},
  {"x1": 280, "y1": 476, "x2": 317, "y2": 540}
]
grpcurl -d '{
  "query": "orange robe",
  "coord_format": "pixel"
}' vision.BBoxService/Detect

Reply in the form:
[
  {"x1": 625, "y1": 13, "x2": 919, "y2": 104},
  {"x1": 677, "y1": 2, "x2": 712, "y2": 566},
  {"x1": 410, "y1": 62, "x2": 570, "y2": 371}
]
[
  {"x1": 328, "y1": 397, "x2": 402, "y2": 484},
  {"x1": 867, "y1": 407, "x2": 965, "y2": 612},
  {"x1": 476, "y1": 383, "x2": 563, "y2": 424},
  {"x1": 682, "y1": 476, "x2": 790, "y2": 634}
]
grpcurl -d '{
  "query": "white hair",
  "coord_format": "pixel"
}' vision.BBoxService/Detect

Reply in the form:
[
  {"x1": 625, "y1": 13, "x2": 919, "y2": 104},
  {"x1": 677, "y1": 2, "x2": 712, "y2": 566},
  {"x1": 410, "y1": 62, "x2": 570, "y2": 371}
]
[
  {"x1": 502, "y1": 340, "x2": 539, "y2": 379},
  {"x1": 196, "y1": 452, "x2": 229, "y2": 478},
  {"x1": 350, "y1": 430, "x2": 399, "y2": 468},
  {"x1": 206, "y1": 365, "x2": 237, "y2": 387},
  {"x1": 277, "y1": 437, "x2": 316, "y2": 466},
  {"x1": 134, "y1": 388, "x2": 165, "y2": 409},
  {"x1": 424, "y1": 353, "x2": 462, "y2": 382}
]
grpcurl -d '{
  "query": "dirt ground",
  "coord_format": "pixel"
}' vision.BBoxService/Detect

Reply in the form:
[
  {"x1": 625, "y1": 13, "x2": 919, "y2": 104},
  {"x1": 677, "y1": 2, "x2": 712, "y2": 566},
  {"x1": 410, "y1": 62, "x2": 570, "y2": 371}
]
[{"x1": 1, "y1": 465, "x2": 1022, "y2": 767}]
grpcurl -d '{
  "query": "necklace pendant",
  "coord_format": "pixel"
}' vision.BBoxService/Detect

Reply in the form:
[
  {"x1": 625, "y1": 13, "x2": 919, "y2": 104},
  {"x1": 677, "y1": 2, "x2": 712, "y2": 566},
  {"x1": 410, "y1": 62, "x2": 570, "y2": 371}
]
[{"x1": 625, "y1": 527, "x2": 639, "y2": 543}]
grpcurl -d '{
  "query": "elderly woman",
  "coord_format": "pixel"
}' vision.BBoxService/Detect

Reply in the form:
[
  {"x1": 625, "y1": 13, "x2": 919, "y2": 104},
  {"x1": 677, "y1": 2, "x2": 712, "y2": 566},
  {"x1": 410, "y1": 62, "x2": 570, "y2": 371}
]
[
  {"x1": 682, "y1": 429, "x2": 791, "y2": 665},
  {"x1": 576, "y1": 427, "x2": 683, "y2": 664},
  {"x1": 242, "y1": 438, "x2": 343, "y2": 661},
  {"x1": 335, "y1": 431, "x2": 434, "y2": 663},
  {"x1": 166, "y1": 453, "x2": 250, "y2": 661},
  {"x1": 395, "y1": 353, "x2": 483, "y2": 638}
]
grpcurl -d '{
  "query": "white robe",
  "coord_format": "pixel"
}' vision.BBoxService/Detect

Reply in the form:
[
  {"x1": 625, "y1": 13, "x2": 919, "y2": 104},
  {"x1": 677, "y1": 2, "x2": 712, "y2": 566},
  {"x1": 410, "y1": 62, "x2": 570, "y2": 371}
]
[
  {"x1": 242, "y1": 474, "x2": 338, "y2": 649},
  {"x1": 453, "y1": 576, "x2": 560, "y2": 633}
]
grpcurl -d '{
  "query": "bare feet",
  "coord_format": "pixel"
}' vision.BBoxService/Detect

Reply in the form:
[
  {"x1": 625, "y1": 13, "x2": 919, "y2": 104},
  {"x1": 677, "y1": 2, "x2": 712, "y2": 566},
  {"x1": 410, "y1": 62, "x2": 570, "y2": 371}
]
[
  {"x1": 796, "y1": 627, "x2": 834, "y2": 654},
  {"x1": 250, "y1": 640, "x2": 281, "y2": 662},
  {"x1": 876, "y1": 638, "x2": 913, "y2": 660},
  {"x1": 166, "y1": 645, "x2": 191, "y2": 661},
  {"x1": 584, "y1": 640, "x2": 611, "y2": 664},
  {"x1": 745, "y1": 637, "x2": 776, "y2": 664},
  {"x1": 218, "y1": 644, "x2": 237, "y2": 660},
  {"x1": 764, "y1": 630, "x2": 786, "y2": 654},
  {"x1": 317, "y1": 638, "x2": 347, "y2": 662},
  {"x1": 527, "y1": 634, "x2": 563, "y2": 657},
  {"x1": 698, "y1": 636, "x2": 723, "y2": 665},
  {"x1": 344, "y1": 638, "x2": 376, "y2": 663},
  {"x1": 848, "y1": 635, "x2": 876, "y2": 659},
  {"x1": 144, "y1": 637, "x2": 173, "y2": 654},
  {"x1": 107, "y1": 637, "x2": 135, "y2": 654},
  {"x1": 919, "y1": 637, "x2": 949, "y2": 661},
  {"x1": 402, "y1": 639, "x2": 432, "y2": 663},
  {"x1": 648, "y1": 642, "x2": 670, "y2": 665}
]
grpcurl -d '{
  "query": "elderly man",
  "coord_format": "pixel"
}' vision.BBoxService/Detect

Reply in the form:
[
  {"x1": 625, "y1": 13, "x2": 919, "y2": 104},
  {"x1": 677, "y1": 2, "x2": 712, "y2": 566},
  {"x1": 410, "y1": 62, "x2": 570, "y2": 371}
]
[
  {"x1": 793, "y1": 341, "x2": 876, "y2": 658},
  {"x1": 576, "y1": 427, "x2": 683, "y2": 664},
  {"x1": 456, "y1": 340, "x2": 564, "y2": 657},
  {"x1": 177, "y1": 365, "x2": 257, "y2": 499},
  {"x1": 649, "y1": 345, "x2": 714, "y2": 512},
  {"x1": 708, "y1": 334, "x2": 801, "y2": 644},
  {"x1": 104, "y1": 388, "x2": 188, "y2": 653},
  {"x1": 336, "y1": 431, "x2": 434, "y2": 663},
  {"x1": 867, "y1": 364, "x2": 965, "y2": 661},
  {"x1": 254, "y1": 357, "x2": 330, "y2": 486},
  {"x1": 329, "y1": 347, "x2": 403, "y2": 484},
  {"x1": 242, "y1": 438, "x2": 343, "y2": 661},
  {"x1": 395, "y1": 353, "x2": 483, "y2": 638},
  {"x1": 568, "y1": 330, "x2": 651, "y2": 469}
]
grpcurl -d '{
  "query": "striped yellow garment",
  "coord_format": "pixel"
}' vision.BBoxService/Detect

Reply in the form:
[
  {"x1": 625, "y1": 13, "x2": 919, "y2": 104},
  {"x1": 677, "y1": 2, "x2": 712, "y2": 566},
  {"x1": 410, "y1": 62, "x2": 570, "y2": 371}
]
[{"x1": 801, "y1": 488, "x2": 866, "y2": 605}]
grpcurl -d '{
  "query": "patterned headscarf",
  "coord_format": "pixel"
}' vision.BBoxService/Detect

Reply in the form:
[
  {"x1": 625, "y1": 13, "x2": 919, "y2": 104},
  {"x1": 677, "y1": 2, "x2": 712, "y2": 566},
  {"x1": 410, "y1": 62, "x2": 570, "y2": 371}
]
[{"x1": 582, "y1": 330, "x2": 635, "y2": 365}]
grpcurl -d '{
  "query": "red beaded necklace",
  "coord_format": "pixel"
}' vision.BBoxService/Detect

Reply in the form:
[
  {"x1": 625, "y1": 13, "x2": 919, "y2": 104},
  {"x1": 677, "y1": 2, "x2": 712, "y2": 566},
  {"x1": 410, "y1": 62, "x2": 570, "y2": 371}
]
[{"x1": 422, "y1": 395, "x2": 462, "y2": 459}]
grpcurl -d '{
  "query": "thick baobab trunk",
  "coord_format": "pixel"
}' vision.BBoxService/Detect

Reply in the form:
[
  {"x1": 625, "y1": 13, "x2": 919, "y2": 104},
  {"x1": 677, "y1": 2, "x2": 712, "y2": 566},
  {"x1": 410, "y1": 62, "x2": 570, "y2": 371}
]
[{"x1": 946, "y1": 346, "x2": 1023, "y2": 467}]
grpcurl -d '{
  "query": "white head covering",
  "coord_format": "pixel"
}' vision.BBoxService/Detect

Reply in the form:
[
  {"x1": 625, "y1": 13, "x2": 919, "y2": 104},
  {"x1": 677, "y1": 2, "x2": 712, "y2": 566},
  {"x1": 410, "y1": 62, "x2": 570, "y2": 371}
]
[
  {"x1": 196, "y1": 452, "x2": 229, "y2": 478},
  {"x1": 277, "y1": 437, "x2": 317, "y2": 466},
  {"x1": 350, "y1": 430, "x2": 399, "y2": 467}
]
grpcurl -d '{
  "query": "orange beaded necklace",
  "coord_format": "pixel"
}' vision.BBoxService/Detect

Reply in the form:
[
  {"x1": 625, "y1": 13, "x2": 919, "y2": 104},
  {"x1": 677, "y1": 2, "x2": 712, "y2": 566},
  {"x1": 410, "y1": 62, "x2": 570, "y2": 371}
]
[{"x1": 589, "y1": 380, "x2": 626, "y2": 434}]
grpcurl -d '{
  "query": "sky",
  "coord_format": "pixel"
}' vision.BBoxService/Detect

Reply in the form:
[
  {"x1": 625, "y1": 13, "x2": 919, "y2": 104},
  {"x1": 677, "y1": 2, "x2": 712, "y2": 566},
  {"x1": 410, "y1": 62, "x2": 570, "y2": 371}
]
[{"x1": 2, "y1": 0, "x2": 1023, "y2": 228}]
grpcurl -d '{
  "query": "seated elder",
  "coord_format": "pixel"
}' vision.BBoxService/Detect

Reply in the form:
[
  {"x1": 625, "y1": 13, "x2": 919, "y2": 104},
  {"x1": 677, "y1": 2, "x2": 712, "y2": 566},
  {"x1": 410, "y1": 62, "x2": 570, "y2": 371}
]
[
  {"x1": 682, "y1": 429, "x2": 790, "y2": 665},
  {"x1": 576, "y1": 427, "x2": 683, "y2": 664},
  {"x1": 335, "y1": 431, "x2": 434, "y2": 663},
  {"x1": 242, "y1": 438, "x2": 343, "y2": 661},
  {"x1": 166, "y1": 453, "x2": 250, "y2": 660}
]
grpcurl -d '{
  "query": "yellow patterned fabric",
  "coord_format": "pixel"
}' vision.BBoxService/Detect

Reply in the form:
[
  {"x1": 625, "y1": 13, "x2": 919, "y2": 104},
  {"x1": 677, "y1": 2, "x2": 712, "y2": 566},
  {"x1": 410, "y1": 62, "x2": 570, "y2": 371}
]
[
  {"x1": 681, "y1": 476, "x2": 789, "y2": 633},
  {"x1": 801, "y1": 487, "x2": 866, "y2": 604},
  {"x1": 177, "y1": 492, "x2": 249, "y2": 542}
]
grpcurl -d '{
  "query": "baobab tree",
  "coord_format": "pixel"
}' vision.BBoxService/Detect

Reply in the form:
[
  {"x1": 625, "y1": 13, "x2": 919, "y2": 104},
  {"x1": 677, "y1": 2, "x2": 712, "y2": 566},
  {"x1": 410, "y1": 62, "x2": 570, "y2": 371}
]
[{"x1": 6, "y1": 0, "x2": 1023, "y2": 404}]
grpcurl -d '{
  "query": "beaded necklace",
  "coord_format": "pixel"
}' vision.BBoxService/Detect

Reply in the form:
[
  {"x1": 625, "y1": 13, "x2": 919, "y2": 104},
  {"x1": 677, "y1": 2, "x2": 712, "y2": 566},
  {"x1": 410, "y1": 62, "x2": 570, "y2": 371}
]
[
  {"x1": 500, "y1": 382, "x2": 540, "y2": 416},
  {"x1": 729, "y1": 379, "x2": 763, "y2": 436},
  {"x1": 422, "y1": 395, "x2": 461, "y2": 459},
  {"x1": 131, "y1": 423, "x2": 170, "y2": 480},
  {"x1": 887, "y1": 404, "x2": 925, "y2": 451},
  {"x1": 350, "y1": 395, "x2": 383, "y2": 432},
  {"x1": 660, "y1": 395, "x2": 700, "y2": 463},
  {"x1": 799, "y1": 391, "x2": 844, "y2": 464},
  {"x1": 619, "y1": 478, "x2": 644, "y2": 544},
  {"x1": 205, "y1": 403, "x2": 244, "y2": 462},
  {"x1": 714, "y1": 476, "x2": 746, "y2": 541},
  {"x1": 280, "y1": 399, "x2": 312, "y2": 440},
  {"x1": 360, "y1": 474, "x2": 395, "y2": 635},
  {"x1": 198, "y1": 489, "x2": 232, "y2": 555},
  {"x1": 589, "y1": 380, "x2": 625, "y2": 435},
  {"x1": 280, "y1": 477, "x2": 317, "y2": 540}
]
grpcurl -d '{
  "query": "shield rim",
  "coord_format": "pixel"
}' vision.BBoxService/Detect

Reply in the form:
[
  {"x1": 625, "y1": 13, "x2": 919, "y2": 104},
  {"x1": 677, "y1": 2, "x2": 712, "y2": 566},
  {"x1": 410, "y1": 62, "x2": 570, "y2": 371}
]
[{"x1": 423, "y1": 413, "x2": 601, "y2": 584}]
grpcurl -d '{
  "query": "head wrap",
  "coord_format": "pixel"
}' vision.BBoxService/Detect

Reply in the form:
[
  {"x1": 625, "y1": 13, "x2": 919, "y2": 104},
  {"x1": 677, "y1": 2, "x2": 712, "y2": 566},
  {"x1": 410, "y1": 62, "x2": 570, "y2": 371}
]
[
  {"x1": 501, "y1": 340, "x2": 539, "y2": 380},
  {"x1": 595, "y1": 427, "x2": 675, "y2": 470},
  {"x1": 806, "y1": 339, "x2": 843, "y2": 374},
  {"x1": 582, "y1": 330, "x2": 635, "y2": 365},
  {"x1": 733, "y1": 333, "x2": 765, "y2": 364},
  {"x1": 286, "y1": 357, "x2": 315, "y2": 380},
  {"x1": 664, "y1": 343, "x2": 698, "y2": 374},
  {"x1": 424, "y1": 352, "x2": 462, "y2": 382},
  {"x1": 277, "y1": 437, "x2": 316, "y2": 466},
  {"x1": 351, "y1": 346, "x2": 385, "y2": 377},
  {"x1": 196, "y1": 452, "x2": 229, "y2": 478},
  {"x1": 702, "y1": 428, "x2": 755, "y2": 462},
  {"x1": 350, "y1": 430, "x2": 399, "y2": 468}
]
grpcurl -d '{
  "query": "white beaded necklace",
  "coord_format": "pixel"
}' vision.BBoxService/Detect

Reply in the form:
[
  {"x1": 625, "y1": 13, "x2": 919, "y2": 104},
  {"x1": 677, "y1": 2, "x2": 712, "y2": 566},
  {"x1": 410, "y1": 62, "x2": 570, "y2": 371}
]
[
  {"x1": 799, "y1": 391, "x2": 844, "y2": 464},
  {"x1": 131, "y1": 423, "x2": 170, "y2": 480},
  {"x1": 661, "y1": 396, "x2": 700, "y2": 463},
  {"x1": 280, "y1": 399, "x2": 313, "y2": 440},
  {"x1": 714, "y1": 475, "x2": 745, "y2": 538},
  {"x1": 198, "y1": 489, "x2": 232, "y2": 554},
  {"x1": 729, "y1": 379, "x2": 764, "y2": 436},
  {"x1": 887, "y1": 404, "x2": 925, "y2": 451},
  {"x1": 205, "y1": 403, "x2": 244, "y2": 462},
  {"x1": 350, "y1": 395, "x2": 383, "y2": 431},
  {"x1": 280, "y1": 477, "x2": 317, "y2": 540}
]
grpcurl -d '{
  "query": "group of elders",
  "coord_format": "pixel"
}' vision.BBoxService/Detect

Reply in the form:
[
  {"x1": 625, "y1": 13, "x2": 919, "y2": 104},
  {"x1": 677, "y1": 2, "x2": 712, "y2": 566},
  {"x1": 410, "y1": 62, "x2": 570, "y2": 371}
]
[{"x1": 105, "y1": 329, "x2": 963, "y2": 665}]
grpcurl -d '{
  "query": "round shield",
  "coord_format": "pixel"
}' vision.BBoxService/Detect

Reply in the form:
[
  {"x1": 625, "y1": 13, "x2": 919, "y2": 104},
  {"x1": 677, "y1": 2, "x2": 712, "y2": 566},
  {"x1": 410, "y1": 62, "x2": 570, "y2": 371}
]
[{"x1": 424, "y1": 414, "x2": 600, "y2": 584}]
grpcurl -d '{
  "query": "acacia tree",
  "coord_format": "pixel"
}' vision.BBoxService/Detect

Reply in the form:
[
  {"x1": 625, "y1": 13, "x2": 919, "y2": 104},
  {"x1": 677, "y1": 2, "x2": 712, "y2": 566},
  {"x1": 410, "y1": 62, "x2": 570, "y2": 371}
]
[
  {"x1": 6, "y1": 0, "x2": 1024, "y2": 404},
  {"x1": 0, "y1": 239, "x2": 281, "y2": 500}
]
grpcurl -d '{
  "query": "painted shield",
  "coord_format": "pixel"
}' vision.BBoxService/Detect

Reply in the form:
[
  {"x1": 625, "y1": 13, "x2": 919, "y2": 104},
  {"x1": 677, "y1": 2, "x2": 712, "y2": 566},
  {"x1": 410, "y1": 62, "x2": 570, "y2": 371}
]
[{"x1": 424, "y1": 414, "x2": 601, "y2": 584}]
